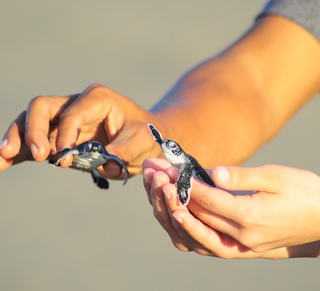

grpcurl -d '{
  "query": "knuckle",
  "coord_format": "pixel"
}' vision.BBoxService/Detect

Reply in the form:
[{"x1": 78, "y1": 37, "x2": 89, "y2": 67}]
[
  {"x1": 250, "y1": 244, "x2": 268, "y2": 253},
  {"x1": 238, "y1": 230, "x2": 260, "y2": 250},
  {"x1": 194, "y1": 248, "x2": 215, "y2": 256},
  {"x1": 237, "y1": 212, "x2": 253, "y2": 228},
  {"x1": 216, "y1": 250, "x2": 233, "y2": 259},
  {"x1": 84, "y1": 83, "x2": 111, "y2": 98},
  {"x1": 235, "y1": 212, "x2": 267, "y2": 250},
  {"x1": 197, "y1": 193, "x2": 210, "y2": 208},
  {"x1": 153, "y1": 209, "x2": 169, "y2": 227},
  {"x1": 194, "y1": 247, "x2": 230, "y2": 258},
  {"x1": 28, "y1": 95, "x2": 50, "y2": 109},
  {"x1": 115, "y1": 144, "x2": 131, "y2": 165},
  {"x1": 87, "y1": 82, "x2": 104, "y2": 89},
  {"x1": 300, "y1": 170, "x2": 320, "y2": 189},
  {"x1": 59, "y1": 105, "x2": 75, "y2": 119},
  {"x1": 172, "y1": 242, "x2": 191, "y2": 252},
  {"x1": 235, "y1": 167, "x2": 250, "y2": 185},
  {"x1": 236, "y1": 199, "x2": 259, "y2": 227}
]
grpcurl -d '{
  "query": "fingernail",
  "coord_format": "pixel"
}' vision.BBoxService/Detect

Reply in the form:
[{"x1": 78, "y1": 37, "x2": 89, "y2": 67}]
[
  {"x1": 0, "y1": 139, "x2": 8, "y2": 150},
  {"x1": 30, "y1": 143, "x2": 38, "y2": 159},
  {"x1": 172, "y1": 212, "x2": 183, "y2": 224},
  {"x1": 216, "y1": 167, "x2": 230, "y2": 182}
]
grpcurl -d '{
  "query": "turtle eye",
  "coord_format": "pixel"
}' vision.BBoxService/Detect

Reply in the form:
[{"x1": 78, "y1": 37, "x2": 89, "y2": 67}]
[
  {"x1": 165, "y1": 140, "x2": 182, "y2": 156},
  {"x1": 98, "y1": 144, "x2": 103, "y2": 153},
  {"x1": 86, "y1": 142, "x2": 93, "y2": 152},
  {"x1": 169, "y1": 141, "x2": 177, "y2": 149}
]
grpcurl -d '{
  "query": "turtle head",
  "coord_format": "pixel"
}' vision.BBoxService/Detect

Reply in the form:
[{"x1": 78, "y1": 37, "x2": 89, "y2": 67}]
[
  {"x1": 147, "y1": 124, "x2": 186, "y2": 166},
  {"x1": 76, "y1": 141, "x2": 104, "y2": 154},
  {"x1": 161, "y1": 139, "x2": 185, "y2": 165}
]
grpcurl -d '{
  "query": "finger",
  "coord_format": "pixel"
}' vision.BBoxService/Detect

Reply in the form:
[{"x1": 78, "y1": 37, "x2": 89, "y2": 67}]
[
  {"x1": 187, "y1": 198, "x2": 240, "y2": 240},
  {"x1": 165, "y1": 167, "x2": 180, "y2": 183},
  {"x1": 161, "y1": 183, "x2": 215, "y2": 254},
  {"x1": 55, "y1": 86, "x2": 118, "y2": 169},
  {"x1": 190, "y1": 179, "x2": 239, "y2": 220},
  {"x1": 170, "y1": 209, "x2": 262, "y2": 258},
  {"x1": 163, "y1": 166, "x2": 241, "y2": 227},
  {"x1": 173, "y1": 209, "x2": 290, "y2": 259},
  {"x1": 25, "y1": 96, "x2": 70, "y2": 162},
  {"x1": 0, "y1": 143, "x2": 33, "y2": 171},
  {"x1": 0, "y1": 111, "x2": 25, "y2": 159},
  {"x1": 0, "y1": 112, "x2": 35, "y2": 170},
  {"x1": 170, "y1": 209, "x2": 223, "y2": 256},
  {"x1": 143, "y1": 167, "x2": 156, "y2": 205},
  {"x1": 151, "y1": 171, "x2": 172, "y2": 223},
  {"x1": 56, "y1": 85, "x2": 114, "y2": 151},
  {"x1": 141, "y1": 159, "x2": 173, "y2": 199},
  {"x1": 103, "y1": 122, "x2": 164, "y2": 178},
  {"x1": 142, "y1": 158, "x2": 172, "y2": 172},
  {"x1": 142, "y1": 157, "x2": 174, "y2": 205},
  {"x1": 0, "y1": 156, "x2": 13, "y2": 171},
  {"x1": 151, "y1": 171, "x2": 190, "y2": 251},
  {"x1": 212, "y1": 165, "x2": 291, "y2": 193}
]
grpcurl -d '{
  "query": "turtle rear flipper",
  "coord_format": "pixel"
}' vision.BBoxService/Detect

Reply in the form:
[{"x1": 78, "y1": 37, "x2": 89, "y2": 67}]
[{"x1": 91, "y1": 169, "x2": 109, "y2": 189}]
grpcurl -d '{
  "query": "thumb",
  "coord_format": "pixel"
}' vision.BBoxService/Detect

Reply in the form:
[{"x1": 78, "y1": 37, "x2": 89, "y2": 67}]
[
  {"x1": 104, "y1": 124, "x2": 159, "y2": 178},
  {"x1": 212, "y1": 165, "x2": 285, "y2": 193}
]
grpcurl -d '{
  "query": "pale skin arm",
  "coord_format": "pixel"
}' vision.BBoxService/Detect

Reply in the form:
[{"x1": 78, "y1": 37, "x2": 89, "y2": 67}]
[
  {"x1": 143, "y1": 158, "x2": 320, "y2": 259},
  {"x1": 0, "y1": 15, "x2": 320, "y2": 175}
]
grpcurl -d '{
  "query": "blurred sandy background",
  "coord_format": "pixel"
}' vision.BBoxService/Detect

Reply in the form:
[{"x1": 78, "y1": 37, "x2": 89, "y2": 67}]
[{"x1": 1, "y1": 1, "x2": 320, "y2": 290}]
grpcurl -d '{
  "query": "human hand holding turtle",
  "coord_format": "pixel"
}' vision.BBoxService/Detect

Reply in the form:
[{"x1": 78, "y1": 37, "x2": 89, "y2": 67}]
[
  {"x1": 143, "y1": 158, "x2": 320, "y2": 259},
  {"x1": 0, "y1": 83, "x2": 165, "y2": 179}
]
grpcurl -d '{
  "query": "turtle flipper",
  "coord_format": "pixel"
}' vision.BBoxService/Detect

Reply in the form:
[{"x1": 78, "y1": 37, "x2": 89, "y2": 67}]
[
  {"x1": 53, "y1": 148, "x2": 79, "y2": 167},
  {"x1": 189, "y1": 155, "x2": 216, "y2": 187},
  {"x1": 91, "y1": 169, "x2": 109, "y2": 189},
  {"x1": 105, "y1": 154, "x2": 129, "y2": 185},
  {"x1": 148, "y1": 124, "x2": 163, "y2": 145},
  {"x1": 175, "y1": 162, "x2": 193, "y2": 205}
]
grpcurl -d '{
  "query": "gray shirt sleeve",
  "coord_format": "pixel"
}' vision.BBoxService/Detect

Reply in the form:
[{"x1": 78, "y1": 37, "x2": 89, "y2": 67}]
[{"x1": 258, "y1": 0, "x2": 320, "y2": 41}]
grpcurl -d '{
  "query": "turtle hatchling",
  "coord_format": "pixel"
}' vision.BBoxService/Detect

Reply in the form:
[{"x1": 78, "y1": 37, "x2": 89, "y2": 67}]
[
  {"x1": 148, "y1": 124, "x2": 216, "y2": 205},
  {"x1": 50, "y1": 141, "x2": 129, "y2": 189}
]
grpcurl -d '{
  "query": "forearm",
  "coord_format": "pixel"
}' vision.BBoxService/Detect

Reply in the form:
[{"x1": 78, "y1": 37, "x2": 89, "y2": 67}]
[
  {"x1": 151, "y1": 15, "x2": 320, "y2": 167},
  {"x1": 152, "y1": 56, "x2": 269, "y2": 166}
]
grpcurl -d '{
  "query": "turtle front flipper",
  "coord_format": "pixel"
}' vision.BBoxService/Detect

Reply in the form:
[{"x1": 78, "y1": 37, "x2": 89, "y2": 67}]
[
  {"x1": 105, "y1": 154, "x2": 129, "y2": 185},
  {"x1": 148, "y1": 124, "x2": 163, "y2": 145},
  {"x1": 53, "y1": 148, "x2": 79, "y2": 167},
  {"x1": 91, "y1": 169, "x2": 110, "y2": 189},
  {"x1": 189, "y1": 155, "x2": 216, "y2": 187},
  {"x1": 175, "y1": 162, "x2": 193, "y2": 205}
]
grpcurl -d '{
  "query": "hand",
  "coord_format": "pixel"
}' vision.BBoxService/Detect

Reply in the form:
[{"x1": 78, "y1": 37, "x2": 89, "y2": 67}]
[
  {"x1": 191, "y1": 164, "x2": 320, "y2": 252},
  {"x1": 0, "y1": 83, "x2": 164, "y2": 178},
  {"x1": 143, "y1": 158, "x2": 320, "y2": 259}
]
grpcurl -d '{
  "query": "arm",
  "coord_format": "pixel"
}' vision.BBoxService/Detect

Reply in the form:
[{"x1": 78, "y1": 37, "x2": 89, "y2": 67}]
[
  {"x1": 1, "y1": 15, "x2": 320, "y2": 174},
  {"x1": 152, "y1": 15, "x2": 320, "y2": 167}
]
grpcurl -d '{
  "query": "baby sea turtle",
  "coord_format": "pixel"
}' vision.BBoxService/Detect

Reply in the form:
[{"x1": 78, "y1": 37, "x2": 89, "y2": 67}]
[
  {"x1": 50, "y1": 141, "x2": 129, "y2": 189},
  {"x1": 148, "y1": 124, "x2": 216, "y2": 205}
]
